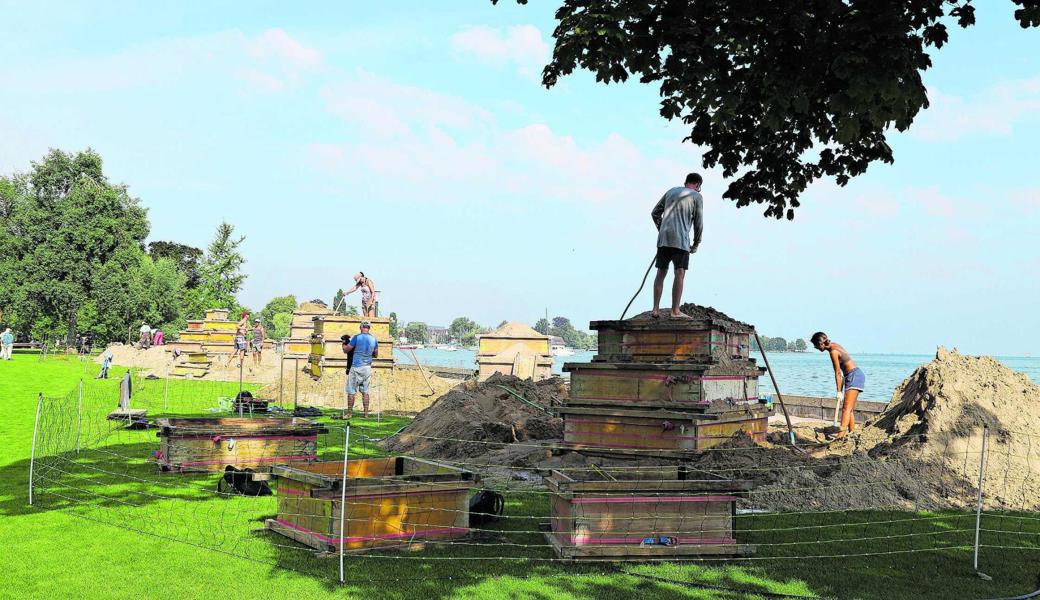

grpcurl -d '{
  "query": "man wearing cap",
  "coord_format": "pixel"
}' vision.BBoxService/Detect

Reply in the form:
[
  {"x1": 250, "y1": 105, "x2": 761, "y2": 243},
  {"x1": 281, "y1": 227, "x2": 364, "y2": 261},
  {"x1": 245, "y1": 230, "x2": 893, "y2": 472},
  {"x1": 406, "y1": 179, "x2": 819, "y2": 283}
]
[
  {"x1": 250, "y1": 318, "x2": 266, "y2": 367},
  {"x1": 341, "y1": 320, "x2": 378, "y2": 419}
]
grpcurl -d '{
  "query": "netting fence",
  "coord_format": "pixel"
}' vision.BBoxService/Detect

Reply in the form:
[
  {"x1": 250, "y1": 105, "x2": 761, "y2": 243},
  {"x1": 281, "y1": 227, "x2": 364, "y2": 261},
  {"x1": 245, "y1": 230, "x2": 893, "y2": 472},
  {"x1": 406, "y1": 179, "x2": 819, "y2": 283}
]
[{"x1": 26, "y1": 373, "x2": 1040, "y2": 592}]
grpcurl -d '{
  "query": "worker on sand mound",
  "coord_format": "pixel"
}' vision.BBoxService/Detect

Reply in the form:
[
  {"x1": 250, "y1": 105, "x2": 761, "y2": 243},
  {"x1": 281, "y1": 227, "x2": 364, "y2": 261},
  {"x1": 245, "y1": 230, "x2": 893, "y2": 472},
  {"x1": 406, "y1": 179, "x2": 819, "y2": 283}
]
[
  {"x1": 812, "y1": 332, "x2": 866, "y2": 440},
  {"x1": 225, "y1": 311, "x2": 250, "y2": 368},
  {"x1": 650, "y1": 173, "x2": 704, "y2": 319},
  {"x1": 341, "y1": 320, "x2": 378, "y2": 419}
]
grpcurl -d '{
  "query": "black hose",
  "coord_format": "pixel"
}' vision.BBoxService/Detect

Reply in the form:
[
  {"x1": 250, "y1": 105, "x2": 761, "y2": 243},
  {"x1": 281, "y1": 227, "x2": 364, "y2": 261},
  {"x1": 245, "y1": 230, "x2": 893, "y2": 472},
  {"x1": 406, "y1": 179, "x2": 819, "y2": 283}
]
[{"x1": 620, "y1": 256, "x2": 656, "y2": 320}]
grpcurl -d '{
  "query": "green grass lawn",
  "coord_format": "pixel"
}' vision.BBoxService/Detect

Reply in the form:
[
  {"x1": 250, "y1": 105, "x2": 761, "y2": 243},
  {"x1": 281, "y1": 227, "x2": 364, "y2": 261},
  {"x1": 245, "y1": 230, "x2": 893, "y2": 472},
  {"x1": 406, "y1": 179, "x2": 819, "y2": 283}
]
[{"x1": 2, "y1": 352, "x2": 1038, "y2": 599}]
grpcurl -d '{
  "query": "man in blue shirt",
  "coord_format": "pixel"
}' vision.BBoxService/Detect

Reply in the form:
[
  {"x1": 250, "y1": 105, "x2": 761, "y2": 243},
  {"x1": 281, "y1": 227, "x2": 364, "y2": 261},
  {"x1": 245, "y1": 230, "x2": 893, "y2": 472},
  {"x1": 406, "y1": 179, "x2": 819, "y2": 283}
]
[{"x1": 342, "y1": 320, "x2": 378, "y2": 419}]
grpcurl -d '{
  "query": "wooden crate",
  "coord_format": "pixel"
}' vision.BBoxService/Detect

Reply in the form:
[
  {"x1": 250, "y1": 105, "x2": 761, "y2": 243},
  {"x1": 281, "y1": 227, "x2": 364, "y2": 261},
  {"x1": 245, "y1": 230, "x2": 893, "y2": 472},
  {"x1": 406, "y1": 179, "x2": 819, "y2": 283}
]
[
  {"x1": 564, "y1": 361, "x2": 762, "y2": 410},
  {"x1": 186, "y1": 352, "x2": 210, "y2": 364},
  {"x1": 266, "y1": 457, "x2": 475, "y2": 552},
  {"x1": 559, "y1": 406, "x2": 768, "y2": 452},
  {"x1": 155, "y1": 417, "x2": 328, "y2": 473},
  {"x1": 545, "y1": 468, "x2": 753, "y2": 560},
  {"x1": 590, "y1": 318, "x2": 752, "y2": 363},
  {"x1": 205, "y1": 309, "x2": 230, "y2": 320},
  {"x1": 186, "y1": 320, "x2": 204, "y2": 331},
  {"x1": 313, "y1": 315, "x2": 393, "y2": 340},
  {"x1": 476, "y1": 356, "x2": 552, "y2": 382}
]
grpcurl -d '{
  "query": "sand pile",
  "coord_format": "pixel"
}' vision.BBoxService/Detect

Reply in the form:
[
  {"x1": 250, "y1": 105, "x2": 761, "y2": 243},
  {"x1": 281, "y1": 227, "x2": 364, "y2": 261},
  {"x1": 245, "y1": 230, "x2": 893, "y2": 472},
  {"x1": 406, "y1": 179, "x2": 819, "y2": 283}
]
[
  {"x1": 381, "y1": 374, "x2": 567, "y2": 461},
  {"x1": 704, "y1": 347, "x2": 1040, "y2": 511},
  {"x1": 483, "y1": 322, "x2": 546, "y2": 339}
]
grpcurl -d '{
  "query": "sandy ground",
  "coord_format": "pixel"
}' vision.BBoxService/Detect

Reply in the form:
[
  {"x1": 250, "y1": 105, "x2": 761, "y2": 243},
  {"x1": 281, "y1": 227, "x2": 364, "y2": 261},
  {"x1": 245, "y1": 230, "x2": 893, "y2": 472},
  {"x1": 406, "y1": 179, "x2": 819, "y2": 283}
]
[{"x1": 99, "y1": 344, "x2": 463, "y2": 414}]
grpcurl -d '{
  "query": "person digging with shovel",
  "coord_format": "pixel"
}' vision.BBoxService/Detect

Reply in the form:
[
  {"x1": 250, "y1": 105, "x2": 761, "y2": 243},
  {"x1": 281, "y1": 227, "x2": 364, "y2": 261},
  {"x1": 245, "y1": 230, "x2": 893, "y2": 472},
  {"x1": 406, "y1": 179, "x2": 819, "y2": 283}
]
[
  {"x1": 812, "y1": 332, "x2": 865, "y2": 441},
  {"x1": 650, "y1": 173, "x2": 704, "y2": 319}
]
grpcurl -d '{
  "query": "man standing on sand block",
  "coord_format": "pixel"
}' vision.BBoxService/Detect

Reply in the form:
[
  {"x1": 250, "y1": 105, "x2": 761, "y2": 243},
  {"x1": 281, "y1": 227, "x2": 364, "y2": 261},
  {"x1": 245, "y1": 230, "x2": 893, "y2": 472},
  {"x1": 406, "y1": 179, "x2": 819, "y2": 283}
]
[
  {"x1": 651, "y1": 173, "x2": 704, "y2": 319},
  {"x1": 341, "y1": 320, "x2": 378, "y2": 419}
]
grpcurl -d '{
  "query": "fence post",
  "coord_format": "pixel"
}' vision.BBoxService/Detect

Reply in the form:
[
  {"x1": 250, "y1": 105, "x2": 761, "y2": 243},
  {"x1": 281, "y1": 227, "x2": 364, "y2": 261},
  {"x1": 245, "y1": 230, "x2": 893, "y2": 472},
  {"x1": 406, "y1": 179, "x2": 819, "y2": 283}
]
[
  {"x1": 294, "y1": 358, "x2": 299, "y2": 412},
  {"x1": 163, "y1": 371, "x2": 169, "y2": 412},
  {"x1": 278, "y1": 356, "x2": 284, "y2": 408},
  {"x1": 75, "y1": 379, "x2": 83, "y2": 453},
  {"x1": 973, "y1": 425, "x2": 990, "y2": 575},
  {"x1": 339, "y1": 425, "x2": 350, "y2": 584},
  {"x1": 28, "y1": 393, "x2": 43, "y2": 505}
]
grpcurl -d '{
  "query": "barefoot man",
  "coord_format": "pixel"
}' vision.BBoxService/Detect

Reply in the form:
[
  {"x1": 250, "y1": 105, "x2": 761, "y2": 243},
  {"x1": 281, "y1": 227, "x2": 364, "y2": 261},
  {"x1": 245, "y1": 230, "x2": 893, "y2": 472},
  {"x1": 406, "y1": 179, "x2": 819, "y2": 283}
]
[
  {"x1": 341, "y1": 320, "x2": 378, "y2": 419},
  {"x1": 811, "y1": 332, "x2": 866, "y2": 440},
  {"x1": 651, "y1": 173, "x2": 704, "y2": 319}
]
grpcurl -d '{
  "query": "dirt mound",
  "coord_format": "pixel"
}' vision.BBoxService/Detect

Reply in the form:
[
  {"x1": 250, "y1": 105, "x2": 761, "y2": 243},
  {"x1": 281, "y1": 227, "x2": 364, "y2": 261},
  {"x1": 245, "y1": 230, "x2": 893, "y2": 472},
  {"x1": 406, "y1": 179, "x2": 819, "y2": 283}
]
[
  {"x1": 711, "y1": 347, "x2": 1040, "y2": 511},
  {"x1": 381, "y1": 374, "x2": 567, "y2": 461},
  {"x1": 630, "y1": 303, "x2": 754, "y2": 332}
]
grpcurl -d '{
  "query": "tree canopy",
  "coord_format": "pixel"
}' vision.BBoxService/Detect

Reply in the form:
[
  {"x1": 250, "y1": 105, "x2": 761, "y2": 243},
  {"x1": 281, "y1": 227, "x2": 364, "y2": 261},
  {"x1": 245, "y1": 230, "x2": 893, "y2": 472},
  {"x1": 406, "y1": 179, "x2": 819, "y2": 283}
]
[
  {"x1": 0, "y1": 149, "x2": 150, "y2": 342},
  {"x1": 499, "y1": 0, "x2": 1040, "y2": 218}
]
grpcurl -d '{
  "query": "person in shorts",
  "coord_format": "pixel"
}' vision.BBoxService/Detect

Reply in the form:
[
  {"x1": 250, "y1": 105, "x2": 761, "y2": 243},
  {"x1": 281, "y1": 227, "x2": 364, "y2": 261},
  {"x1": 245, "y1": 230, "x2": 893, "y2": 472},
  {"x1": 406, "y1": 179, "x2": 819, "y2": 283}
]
[
  {"x1": 225, "y1": 311, "x2": 250, "y2": 367},
  {"x1": 250, "y1": 318, "x2": 265, "y2": 367},
  {"x1": 811, "y1": 332, "x2": 866, "y2": 440},
  {"x1": 650, "y1": 173, "x2": 704, "y2": 319},
  {"x1": 341, "y1": 320, "x2": 378, "y2": 419}
]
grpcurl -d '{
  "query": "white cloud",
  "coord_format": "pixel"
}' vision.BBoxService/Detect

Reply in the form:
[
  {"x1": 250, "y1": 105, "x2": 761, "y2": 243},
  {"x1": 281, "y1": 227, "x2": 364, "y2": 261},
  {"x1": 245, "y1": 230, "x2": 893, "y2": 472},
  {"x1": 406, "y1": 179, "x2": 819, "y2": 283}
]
[
  {"x1": 912, "y1": 77, "x2": 1040, "y2": 141},
  {"x1": 911, "y1": 186, "x2": 955, "y2": 217},
  {"x1": 0, "y1": 28, "x2": 323, "y2": 95},
  {"x1": 312, "y1": 72, "x2": 702, "y2": 206},
  {"x1": 246, "y1": 28, "x2": 323, "y2": 70},
  {"x1": 450, "y1": 25, "x2": 549, "y2": 79}
]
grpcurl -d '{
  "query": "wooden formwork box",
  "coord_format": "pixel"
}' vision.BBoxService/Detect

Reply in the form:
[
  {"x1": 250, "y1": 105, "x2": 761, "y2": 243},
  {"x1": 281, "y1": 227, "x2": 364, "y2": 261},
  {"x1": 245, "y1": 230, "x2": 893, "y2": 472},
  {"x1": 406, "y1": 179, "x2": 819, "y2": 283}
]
[
  {"x1": 155, "y1": 417, "x2": 328, "y2": 473},
  {"x1": 168, "y1": 341, "x2": 203, "y2": 353},
  {"x1": 545, "y1": 468, "x2": 754, "y2": 560},
  {"x1": 564, "y1": 361, "x2": 763, "y2": 410},
  {"x1": 205, "y1": 309, "x2": 230, "y2": 320},
  {"x1": 477, "y1": 335, "x2": 550, "y2": 357},
  {"x1": 590, "y1": 318, "x2": 752, "y2": 363},
  {"x1": 307, "y1": 326, "x2": 395, "y2": 378},
  {"x1": 187, "y1": 320, "x2": 205, "y2": 331},
  {"x1": 313, "y1": 315, "x2": 393, "y2": 341},
  {"x1": 559, "y1": 406, "x2": 768, "y2": 453},
  {"x1": 476, "y1": 355, "x2": 553, "y2": 382},
  {"x1": 266, "y1": 457, "x2": 476, "y2": 552},
  {"x1": 171, "y1": 363, "x2": 209, "y2": 377}
]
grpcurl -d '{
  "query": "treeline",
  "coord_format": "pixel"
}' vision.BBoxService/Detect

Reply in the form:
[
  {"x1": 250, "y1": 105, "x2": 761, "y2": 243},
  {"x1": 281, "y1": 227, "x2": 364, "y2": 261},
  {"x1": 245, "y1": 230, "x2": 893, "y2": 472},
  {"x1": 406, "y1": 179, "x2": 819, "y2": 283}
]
[
  {"x1": 0, "y1": 149, "x2": 253, "y2": 344},
  {"x1": 752, "y1": 336, "x2": 808, "y2": 352},
  {"x1": 534, "y1": 316, "x2": 596, "y2": 350}
]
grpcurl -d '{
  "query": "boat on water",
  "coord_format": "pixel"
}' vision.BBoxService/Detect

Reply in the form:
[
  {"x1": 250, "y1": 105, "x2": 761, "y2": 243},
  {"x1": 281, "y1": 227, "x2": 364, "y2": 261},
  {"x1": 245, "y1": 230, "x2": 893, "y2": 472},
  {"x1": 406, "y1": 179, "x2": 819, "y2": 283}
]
[
  {"x1": 435, "y1": 344, "x2": 458, "y2": 352},
  {"x1": 551, "y1": 344, "x2": 576, "y2": 357},
  {"x1": 398, "y1": 344, "x2": 423, "y2": 350}
]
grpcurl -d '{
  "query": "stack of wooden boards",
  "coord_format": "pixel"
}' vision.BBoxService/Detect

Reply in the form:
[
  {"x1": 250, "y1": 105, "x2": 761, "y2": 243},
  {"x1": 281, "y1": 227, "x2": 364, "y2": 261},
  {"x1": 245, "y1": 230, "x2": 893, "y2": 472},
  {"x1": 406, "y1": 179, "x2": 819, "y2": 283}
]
[
  {"x1": 546, "y1": 308, "x2": 767, "y2": 560},
  {"x1": 170, "y1": 351, "x2": 211, "y2": 377}
]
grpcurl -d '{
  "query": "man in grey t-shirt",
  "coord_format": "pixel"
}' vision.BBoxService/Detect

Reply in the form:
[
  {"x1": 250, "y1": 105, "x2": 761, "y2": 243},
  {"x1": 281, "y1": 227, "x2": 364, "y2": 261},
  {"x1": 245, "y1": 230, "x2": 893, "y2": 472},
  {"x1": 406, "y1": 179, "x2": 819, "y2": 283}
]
[{"x1": 650, "y1": 173, "x2": 704, "y2": 319}]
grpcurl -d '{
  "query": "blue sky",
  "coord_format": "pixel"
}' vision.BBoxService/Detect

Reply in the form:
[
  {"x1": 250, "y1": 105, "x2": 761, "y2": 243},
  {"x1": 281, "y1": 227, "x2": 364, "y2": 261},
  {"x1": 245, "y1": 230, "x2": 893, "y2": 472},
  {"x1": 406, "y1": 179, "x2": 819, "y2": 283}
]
[{"x1": 1, "y1": 1, "x2": 1037, "y2": 355}]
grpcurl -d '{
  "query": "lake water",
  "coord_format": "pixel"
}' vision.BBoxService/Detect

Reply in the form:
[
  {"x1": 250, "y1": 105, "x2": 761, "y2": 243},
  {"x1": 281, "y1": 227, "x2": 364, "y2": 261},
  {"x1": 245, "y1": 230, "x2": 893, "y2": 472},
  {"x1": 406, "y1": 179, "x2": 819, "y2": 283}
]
[{"x1": 395, "y1": 348, "x2": 1040, "y2": 402}]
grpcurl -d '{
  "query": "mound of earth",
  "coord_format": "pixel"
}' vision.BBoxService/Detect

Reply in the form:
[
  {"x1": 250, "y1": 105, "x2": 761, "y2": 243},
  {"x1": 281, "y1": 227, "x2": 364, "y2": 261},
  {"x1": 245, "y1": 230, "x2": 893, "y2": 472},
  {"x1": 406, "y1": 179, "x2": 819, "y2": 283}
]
[
  {"x1": 701, "y1": 347, "x2": 1040, "y2": 512},
  {"x1": 630, "y1": 303, "x2": 754, "y2": 331},
  {"x1": 381, "y1": 374, "x2": 567, "y2": 461}
]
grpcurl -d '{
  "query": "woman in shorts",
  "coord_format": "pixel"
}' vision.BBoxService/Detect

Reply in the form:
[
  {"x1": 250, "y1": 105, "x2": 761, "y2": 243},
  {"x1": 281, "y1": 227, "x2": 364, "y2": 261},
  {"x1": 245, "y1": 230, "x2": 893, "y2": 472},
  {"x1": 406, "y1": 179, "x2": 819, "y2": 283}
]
[
  {"x1": 250, "y1": 318, "x2": 265, "y2": 366},
  {"x1": 225, "y1": 311, "x2": 250, "y2": 367},
  {"x1": 811, "y1": 331, "x2": 865, "y2": 440},
  {"x1": 344, "y1": 272, "x2": 378, "y2": 317}
]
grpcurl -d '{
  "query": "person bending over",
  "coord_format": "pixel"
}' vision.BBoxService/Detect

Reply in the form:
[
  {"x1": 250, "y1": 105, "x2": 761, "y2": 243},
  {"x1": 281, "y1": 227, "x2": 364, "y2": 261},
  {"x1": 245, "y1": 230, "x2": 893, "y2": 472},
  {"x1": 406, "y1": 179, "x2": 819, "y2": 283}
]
[
  {"x1": 343, "y1": 272, "x2": 377, "y2": 317},
  {"x1": 650, "y1": 173, "x2": 704, "y2": 319},
  {"x1": 811, "y1": 332, "x2": 865, "y2": 440},
  {"x1": 341, "y1": 320, "x2": 378, "y2": 419}
]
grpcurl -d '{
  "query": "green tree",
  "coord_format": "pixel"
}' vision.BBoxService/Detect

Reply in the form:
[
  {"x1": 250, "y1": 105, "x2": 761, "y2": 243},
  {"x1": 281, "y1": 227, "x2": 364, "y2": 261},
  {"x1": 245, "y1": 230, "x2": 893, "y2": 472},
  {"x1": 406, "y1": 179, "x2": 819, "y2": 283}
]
[
  {"x1": 533, "y1": 318, "x2": 550, "y2": 335},
  {"x1": 182, "y1": 222, "x2": 246, "y2": 319},
  {"x1": 272, "y1": 312, "x2": 293, "y2": 339},
  {"x1": 793, "y1": 338, "x2": 808, "y2": 352},
  {"x1": 388, "y1": 312, "x2": 399, "y2": 338},
  {"x1": 259, "y1": 295, "x2": 297, "y2": 333},
  {"x1": 147, "y1": 241, "x2": 203, "y2": 288},
  {"x1": 404, "y1": 322, "x2": 429, "y2": 344},
  {"x1": 0, "y1": 149, "x2": 150, "y2": 343},
  {"x1": 499, "y1": 0, "x2": 1040, "y2": 218},
  {"x1": 449, "y1": 317, "x2": 481, "y2": 345},
  {"x1": 332, "y1": 289, "x2": 347, "y2": 315}
]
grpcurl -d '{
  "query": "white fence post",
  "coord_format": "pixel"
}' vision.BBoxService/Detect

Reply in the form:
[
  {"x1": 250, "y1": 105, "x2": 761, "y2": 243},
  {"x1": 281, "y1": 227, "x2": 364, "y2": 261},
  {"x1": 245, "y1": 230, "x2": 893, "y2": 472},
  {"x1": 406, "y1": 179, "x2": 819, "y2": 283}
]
[
  {"x1": 339, "y1": 425, "x2": 350, "y2": 584},
  {"x1": 28, "y1": 393, "x2": 43, "y2": 505},
  {"x1": 75, "y1": 379, "x2": 83, "y2": 453},
  {"x1": 973, "y1": 425, "x2": 989, "y2": 574}
]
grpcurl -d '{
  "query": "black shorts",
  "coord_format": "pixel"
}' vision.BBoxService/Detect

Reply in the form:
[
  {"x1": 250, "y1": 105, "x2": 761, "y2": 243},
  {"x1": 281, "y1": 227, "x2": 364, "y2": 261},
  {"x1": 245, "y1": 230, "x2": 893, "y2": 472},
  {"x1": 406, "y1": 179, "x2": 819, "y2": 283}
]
[{"x1": 655, "y1": 246, "x2": 690, "y2": 270}]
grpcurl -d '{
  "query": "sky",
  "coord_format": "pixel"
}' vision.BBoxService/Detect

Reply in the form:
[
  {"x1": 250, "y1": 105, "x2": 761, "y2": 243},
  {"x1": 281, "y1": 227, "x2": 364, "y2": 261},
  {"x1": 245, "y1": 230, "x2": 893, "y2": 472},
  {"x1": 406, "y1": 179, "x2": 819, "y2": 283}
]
[{"x1": 1, "y1": 1, "x2": 1037, "y2": 356}]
